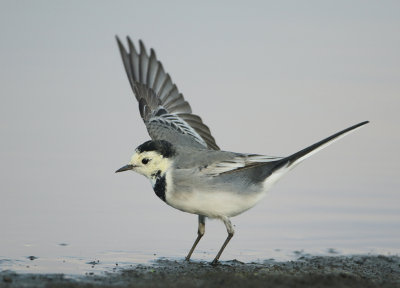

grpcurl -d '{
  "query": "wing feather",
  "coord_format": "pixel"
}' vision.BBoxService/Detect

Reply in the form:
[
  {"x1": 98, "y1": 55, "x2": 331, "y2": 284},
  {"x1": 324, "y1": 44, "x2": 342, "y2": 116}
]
[
  {"x1": 202, "y1": 154, "x2": 283, "y2": 177},
  {"x1": 147, "y1": 49, "x2": 159, "y2": 87},
  {"x1": 139, "y1": 40, "x2": 148, "y2": 83},
  {"x1": 127, "y1": 39, "x2": 140, "y2": 92}
]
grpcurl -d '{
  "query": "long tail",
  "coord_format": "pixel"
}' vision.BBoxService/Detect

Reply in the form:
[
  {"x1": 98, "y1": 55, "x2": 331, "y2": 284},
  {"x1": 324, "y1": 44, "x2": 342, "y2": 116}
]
[{"x1": 277, "y1": 121, "x2": 369, "y2": 170}]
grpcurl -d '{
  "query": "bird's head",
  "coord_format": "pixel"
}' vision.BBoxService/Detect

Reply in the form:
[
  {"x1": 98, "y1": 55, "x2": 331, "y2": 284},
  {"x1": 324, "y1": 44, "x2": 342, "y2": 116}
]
[{"x1": 115, "y1": 140, "x2": 175, "y2": 179}]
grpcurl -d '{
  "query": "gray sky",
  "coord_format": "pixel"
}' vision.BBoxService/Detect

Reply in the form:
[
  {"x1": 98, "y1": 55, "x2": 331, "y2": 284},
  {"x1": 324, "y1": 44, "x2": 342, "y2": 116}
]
[{"x1": 0, "y1": 1, "x2": 399, "y2": 259}]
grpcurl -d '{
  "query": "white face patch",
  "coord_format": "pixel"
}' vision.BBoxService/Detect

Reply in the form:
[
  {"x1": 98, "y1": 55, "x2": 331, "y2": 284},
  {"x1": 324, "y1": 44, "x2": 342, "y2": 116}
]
[{"x1": 129, "y1": 151, "x2": 172, "y2": 179}]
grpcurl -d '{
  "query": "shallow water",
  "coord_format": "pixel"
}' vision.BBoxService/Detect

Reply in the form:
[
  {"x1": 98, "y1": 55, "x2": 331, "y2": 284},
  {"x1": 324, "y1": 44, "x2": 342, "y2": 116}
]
[{"x1": 1, "y1": 185, "x2": 399, "y2": 276}]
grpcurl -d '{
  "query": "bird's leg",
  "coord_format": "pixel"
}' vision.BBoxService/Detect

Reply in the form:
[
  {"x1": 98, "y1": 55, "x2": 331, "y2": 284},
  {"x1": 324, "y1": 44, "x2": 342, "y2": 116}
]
[
  {"x1": 185, "y1": 215, "x2": 205, "y2": 261},
  {"x1": 211, "y1": 216, "x2": 235, "y2": 266}
]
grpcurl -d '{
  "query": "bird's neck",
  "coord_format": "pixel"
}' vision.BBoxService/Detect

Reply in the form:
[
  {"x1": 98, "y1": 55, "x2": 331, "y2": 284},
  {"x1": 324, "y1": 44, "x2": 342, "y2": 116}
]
[{"x1": 150, "y1": 170, "x2": 166, "y2": 202}]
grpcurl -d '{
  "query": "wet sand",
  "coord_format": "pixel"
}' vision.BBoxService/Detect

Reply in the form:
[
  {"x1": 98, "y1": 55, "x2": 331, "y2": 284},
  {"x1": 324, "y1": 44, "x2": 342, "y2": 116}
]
[{"x1": 1, "y1": 255, "x2": 399, "y2": 287}]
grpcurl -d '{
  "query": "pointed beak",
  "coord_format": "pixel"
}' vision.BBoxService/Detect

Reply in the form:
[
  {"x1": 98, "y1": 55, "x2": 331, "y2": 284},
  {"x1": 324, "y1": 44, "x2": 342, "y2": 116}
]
[{"x1": 115, "y1": 164, "x2": 134, "y2": 173}]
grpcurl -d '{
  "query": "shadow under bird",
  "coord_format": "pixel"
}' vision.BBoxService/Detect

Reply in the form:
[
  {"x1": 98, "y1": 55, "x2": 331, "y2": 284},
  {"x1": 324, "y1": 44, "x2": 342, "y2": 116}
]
[{"x1": 115, "y1": 36, "x2": 369, "y2": 265}]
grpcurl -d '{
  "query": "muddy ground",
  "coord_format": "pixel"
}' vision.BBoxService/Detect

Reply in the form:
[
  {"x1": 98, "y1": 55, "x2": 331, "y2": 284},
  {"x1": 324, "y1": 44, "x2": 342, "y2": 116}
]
[{"x1": 1, "y1": 255, "x2": 399, "y2": 288}]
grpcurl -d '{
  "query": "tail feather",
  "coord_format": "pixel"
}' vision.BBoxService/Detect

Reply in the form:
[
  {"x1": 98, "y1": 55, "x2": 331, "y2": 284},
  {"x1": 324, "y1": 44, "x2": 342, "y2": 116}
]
[{"x1": 279, "y1": 121, "x2": 369, "y2": 169}]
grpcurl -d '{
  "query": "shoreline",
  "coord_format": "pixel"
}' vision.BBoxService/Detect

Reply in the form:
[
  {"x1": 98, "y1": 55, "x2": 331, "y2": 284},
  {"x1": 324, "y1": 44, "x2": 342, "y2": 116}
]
[{"x1": 1, "y1": 255, "x2": 399, "y2": 287}]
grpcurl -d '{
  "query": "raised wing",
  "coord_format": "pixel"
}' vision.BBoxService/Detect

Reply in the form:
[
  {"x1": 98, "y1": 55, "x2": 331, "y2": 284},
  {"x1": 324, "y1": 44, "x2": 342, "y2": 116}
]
[{"x1": 116, "y1": 36, "x2": 219, "y2": 150}]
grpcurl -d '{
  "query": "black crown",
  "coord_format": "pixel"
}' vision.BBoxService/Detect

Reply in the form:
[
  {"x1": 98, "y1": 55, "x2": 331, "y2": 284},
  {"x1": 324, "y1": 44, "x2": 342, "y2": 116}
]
[{"x1": 136, "y1": 140, "x2": 175, "y2": 158}]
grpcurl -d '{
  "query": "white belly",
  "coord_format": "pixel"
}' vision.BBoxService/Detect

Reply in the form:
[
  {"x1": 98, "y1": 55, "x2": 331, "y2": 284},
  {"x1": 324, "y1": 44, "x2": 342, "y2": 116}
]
[{"x1": 165, "y1": 188, "x2": 266, "y2": 218}]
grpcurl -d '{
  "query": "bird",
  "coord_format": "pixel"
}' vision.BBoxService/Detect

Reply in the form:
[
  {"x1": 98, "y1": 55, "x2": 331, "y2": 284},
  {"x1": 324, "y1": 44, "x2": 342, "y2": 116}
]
[{"x1": 114, "y1": 36, "x2": 369, "y2": 265}]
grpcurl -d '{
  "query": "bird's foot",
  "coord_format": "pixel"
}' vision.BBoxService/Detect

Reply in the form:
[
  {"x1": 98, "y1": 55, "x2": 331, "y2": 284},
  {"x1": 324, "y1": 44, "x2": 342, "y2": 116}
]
[{"x1": 210, "y1": 259, "x2": 219, "y2": 266}]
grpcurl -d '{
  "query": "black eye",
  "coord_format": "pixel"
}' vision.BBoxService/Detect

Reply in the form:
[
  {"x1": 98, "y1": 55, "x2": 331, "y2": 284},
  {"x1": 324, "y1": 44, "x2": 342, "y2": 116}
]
[{"x1": 142, "y1": 158, "x2": 150, "y2": 165}]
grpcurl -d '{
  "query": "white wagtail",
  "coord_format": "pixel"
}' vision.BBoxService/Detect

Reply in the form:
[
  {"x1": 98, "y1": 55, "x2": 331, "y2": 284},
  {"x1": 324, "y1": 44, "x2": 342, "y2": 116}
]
[{"x1": 115, "y1": 37, "x2": 369, "y2": 265}]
